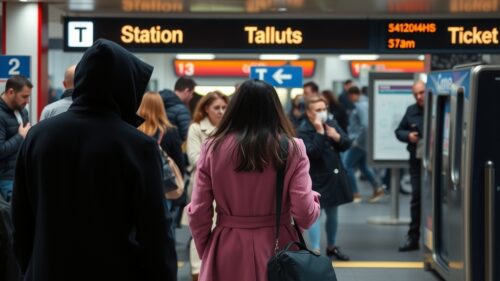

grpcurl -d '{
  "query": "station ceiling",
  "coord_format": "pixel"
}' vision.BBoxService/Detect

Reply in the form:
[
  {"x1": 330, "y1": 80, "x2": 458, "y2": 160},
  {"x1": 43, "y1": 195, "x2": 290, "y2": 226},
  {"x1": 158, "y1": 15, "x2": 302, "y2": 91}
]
[{"x1": 7, "y1": 0, "x2": 500, "y2": 17}]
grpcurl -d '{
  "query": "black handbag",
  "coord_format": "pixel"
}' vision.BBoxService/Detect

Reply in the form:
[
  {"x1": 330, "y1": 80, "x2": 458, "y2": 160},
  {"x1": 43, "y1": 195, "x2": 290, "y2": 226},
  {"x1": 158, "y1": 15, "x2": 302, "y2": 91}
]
[{"x1": 267, "y1": 138, "x2": 338, "y2": 281}]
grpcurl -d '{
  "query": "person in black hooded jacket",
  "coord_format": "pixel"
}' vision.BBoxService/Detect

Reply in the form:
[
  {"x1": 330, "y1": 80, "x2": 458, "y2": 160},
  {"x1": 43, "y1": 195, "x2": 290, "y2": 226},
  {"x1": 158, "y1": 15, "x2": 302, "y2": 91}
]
[{"x1": 11, "y1": 39, "x2": 177, "y2": 281}]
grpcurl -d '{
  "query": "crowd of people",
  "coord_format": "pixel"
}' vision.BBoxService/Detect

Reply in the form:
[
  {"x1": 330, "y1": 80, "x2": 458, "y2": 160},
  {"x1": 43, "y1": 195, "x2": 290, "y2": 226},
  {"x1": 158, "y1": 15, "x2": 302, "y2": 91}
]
[{"x1": 0, "y1": 39, "x2": 425, "y2": 281}]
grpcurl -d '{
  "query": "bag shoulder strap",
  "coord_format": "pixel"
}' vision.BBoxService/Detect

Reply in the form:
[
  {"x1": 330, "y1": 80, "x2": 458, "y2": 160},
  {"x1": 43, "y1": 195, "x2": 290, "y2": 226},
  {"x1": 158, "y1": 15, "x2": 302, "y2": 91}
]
[{"x1": 274, "y1": 137, "x2": 306, "y2": 253}]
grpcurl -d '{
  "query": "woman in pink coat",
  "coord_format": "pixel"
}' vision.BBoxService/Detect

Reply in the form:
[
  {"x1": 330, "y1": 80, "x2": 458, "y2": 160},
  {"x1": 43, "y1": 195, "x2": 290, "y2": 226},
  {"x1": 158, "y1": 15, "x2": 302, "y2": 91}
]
[{"x1": 187, "y1": 79, "x2": 321, "y2": 281}]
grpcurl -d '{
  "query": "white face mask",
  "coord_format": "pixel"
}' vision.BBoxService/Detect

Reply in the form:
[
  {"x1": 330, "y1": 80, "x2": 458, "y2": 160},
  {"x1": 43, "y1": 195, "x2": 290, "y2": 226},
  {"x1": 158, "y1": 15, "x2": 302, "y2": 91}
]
[{"x1": 316, "y1": 111, "x2": 328, "y2": 123}]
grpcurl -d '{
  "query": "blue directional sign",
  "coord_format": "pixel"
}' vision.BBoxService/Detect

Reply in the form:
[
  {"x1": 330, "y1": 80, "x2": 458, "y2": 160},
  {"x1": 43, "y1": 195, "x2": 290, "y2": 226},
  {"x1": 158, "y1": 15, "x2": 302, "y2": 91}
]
[
  {"x1": 0, "y1": 56, "x2": 30, "y2": 80},
  {"x1": 249, "y1": 66, "x2": 303, "y2": 88}
]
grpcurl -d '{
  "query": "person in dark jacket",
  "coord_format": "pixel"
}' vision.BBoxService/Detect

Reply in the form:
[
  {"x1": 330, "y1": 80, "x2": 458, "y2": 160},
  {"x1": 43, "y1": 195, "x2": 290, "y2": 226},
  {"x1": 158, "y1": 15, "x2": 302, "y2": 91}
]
[
  {"x1": 0, "y1": 75, "x2": 32, "y2": 202},
  {"x1": 322, "y1": 90, "x2": 348, "y2": 133},
  {"x1": 337, "y1": 79, "x2": 355, "y2": 115},
  {"x1": 159, "y1": 77, "x2": 196, "y2": 141},
  {"x1": 394, "y1": 80, "x2": 425, "y2": 252},
  {"x1": 297, "y1": 96, "x2": 352, "y2": 261},
  {"x1": 11, "y1": 39, "x2": 177, "y2": 281}
]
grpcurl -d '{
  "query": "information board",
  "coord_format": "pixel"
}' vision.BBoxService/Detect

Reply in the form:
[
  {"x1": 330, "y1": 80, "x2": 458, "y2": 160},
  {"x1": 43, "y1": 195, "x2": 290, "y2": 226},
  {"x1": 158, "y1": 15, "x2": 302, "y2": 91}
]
[
  {"x1": 368, "y1": 73, "x2": 416, "y2": 167},
  {"x1": 64, "y1": 17, "x2": 500, "y2": 53}
]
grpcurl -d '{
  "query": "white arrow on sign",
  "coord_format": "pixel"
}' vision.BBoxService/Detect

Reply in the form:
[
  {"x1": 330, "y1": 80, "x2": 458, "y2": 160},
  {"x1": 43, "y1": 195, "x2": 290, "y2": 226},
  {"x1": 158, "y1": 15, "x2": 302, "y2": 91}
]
[{"x1": 272, "y1": 68, "x2": 292, "y2": 84}]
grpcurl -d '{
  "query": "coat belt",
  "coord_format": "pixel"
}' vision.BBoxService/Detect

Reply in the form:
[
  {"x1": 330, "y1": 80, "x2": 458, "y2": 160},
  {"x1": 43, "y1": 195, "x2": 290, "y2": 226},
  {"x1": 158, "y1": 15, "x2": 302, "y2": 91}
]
[{"x1": 216, "y1": 213, "x2": 291, "y2": 229}]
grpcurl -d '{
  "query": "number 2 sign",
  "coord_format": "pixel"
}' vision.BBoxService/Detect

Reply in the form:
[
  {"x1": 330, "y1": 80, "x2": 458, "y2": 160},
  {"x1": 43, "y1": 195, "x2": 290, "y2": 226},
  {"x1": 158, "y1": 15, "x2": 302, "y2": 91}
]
[{"x1": 0, "y1": 56, "x2": 30, "y2": 80}]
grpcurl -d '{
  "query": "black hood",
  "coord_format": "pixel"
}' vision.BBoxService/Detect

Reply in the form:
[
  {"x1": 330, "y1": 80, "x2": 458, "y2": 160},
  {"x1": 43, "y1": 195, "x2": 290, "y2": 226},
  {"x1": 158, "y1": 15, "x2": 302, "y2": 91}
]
[{"x1": 71, "y1": 39, "x2": 153, "y2": 126}]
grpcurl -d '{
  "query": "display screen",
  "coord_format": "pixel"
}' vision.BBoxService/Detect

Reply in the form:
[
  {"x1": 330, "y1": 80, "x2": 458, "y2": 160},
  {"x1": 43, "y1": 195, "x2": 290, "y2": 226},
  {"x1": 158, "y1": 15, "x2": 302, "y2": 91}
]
[
  {"x1": 64, "y1": 17, "x2": 370, "y2": 53},
  {"x1": 64, "y1": 17, "x2": 500, "y2": 53},
  {"x1": 383, "y1": 19, "x2": 500, "y2": 53}
]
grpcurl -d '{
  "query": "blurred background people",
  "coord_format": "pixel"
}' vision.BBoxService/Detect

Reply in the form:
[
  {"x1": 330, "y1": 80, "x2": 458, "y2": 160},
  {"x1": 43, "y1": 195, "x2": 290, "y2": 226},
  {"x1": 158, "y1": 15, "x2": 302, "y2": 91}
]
[
  {"x1": 322, "y1": 89, "x2": 348, "y2": 134},
  {"x1": 40, "y1": 65, "x2": 76, "y2": 120},
  {"x1": 0, "y1": 75, "x2": 32, "y2": 202},
  {"x1": 344, "y1": 86, "x2": 384, "y2": 203},
  {"x1": 288, "y1": 94, "x2": 305, "y2": 129}
]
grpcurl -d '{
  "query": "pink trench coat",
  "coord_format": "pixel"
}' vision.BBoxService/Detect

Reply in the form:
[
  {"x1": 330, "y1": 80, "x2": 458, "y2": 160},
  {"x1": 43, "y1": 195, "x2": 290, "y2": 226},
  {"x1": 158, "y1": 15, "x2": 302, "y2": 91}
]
[{"x1": 187, "y1": 137, "x2": 320, "y2": 281}]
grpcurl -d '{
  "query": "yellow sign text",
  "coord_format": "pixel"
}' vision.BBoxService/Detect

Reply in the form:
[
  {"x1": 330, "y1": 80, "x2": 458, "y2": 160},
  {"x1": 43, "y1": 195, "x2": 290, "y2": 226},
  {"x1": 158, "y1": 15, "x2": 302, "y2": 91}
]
[
  {"x1": 244, "y1": 26, "x2": 302, "y2": 44},
  {"x1": 448, "y1": 26, "x2": 499, "y2": 44},
  {"x1": 121, "y1": 25, "x2": 183, "y2": 44}
]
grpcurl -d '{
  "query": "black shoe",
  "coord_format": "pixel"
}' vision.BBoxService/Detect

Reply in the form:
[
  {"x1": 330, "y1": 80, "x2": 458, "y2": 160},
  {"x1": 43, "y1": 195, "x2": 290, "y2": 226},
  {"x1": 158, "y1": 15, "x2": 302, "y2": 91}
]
[
  {"x1": 326, "y1": 246, "x2": 350, "y2": 261},
  {"x1": 398, "y1": 237, "x2": 419, "y2": 252}
]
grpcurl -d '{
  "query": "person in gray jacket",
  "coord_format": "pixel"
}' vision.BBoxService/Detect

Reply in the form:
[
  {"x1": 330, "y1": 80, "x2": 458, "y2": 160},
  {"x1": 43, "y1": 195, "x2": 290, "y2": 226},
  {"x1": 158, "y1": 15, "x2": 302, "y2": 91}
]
[
  {"x1": 0, "y1": 75, "x2": 32, "y2": 202},
  {"x1": 40, "y1": 65, "x2": 76, "y2": 120},
  {"x1": 344, "y1": 86, "x2": 384, "y2": 203}
]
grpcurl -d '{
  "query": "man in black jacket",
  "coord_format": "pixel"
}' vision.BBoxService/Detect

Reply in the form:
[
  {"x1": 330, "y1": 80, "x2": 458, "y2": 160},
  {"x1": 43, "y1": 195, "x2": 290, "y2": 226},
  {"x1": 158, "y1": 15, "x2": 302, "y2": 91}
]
[
  {"x1": 160, "y1": 77, "x2": 196, "y2": 141},
  {"x1": 11, "y1": 39, "x2": 177, "y2": 281},
  {"x1": 395, "y1": 80, "x2": 425, "y2": 252},
  {"x1": 0, "y1": 75, "x2": 32, "y2": 202}
]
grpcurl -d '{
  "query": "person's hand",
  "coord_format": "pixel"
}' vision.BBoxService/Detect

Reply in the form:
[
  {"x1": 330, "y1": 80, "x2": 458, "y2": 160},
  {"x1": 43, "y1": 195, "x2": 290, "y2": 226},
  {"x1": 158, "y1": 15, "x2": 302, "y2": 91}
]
[
  {"x1": 408, "y1": 132, "x2": 419, "y2": 143},
  {"x1": 325, "y1": 124, "x2": 341, "y2": 142},
  {"x1": 18, "y1": 123, "x2": 31, "y2": 139},
  {"x1": 313, "y1": 117, "x2": 324, "y2": 134}
]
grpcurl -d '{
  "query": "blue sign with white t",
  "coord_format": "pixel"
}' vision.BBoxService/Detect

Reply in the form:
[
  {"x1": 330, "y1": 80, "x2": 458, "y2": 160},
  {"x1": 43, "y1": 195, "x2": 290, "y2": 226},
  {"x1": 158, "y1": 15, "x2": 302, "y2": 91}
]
[
  {"x1": 0, "y1": 56, "x2": 30, "y2": 80},
  {"x1": 249, "y1": 66, "x2": 303, "y2": 88}
]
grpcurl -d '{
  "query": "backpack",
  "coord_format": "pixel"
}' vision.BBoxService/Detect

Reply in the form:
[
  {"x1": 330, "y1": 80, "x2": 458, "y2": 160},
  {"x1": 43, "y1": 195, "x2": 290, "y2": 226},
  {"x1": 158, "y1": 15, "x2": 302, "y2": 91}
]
[{"x1": 159, "y1": 146, "x2": 184, "y2": 200}]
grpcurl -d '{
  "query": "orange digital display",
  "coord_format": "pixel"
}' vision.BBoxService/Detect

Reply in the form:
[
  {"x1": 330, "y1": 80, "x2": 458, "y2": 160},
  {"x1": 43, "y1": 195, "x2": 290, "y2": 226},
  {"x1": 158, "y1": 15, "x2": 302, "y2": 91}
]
[
  {"x1": 173, "y1": 60, "x2": 315, "y2": 77},
  {"x1": 349, "y1": 60, "x2": 426, "y2": 78}
]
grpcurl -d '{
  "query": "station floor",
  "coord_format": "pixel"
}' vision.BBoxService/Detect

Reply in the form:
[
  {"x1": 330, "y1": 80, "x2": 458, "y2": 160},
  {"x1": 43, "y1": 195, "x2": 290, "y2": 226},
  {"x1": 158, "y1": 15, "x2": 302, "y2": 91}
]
[{"x1": 174, "y1": 173, "x2": 442, "y2": 281}]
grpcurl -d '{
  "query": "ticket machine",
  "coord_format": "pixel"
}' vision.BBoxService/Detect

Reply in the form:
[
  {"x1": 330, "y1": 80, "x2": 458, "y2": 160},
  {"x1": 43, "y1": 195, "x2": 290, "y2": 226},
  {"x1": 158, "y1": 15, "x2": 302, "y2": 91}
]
[{"x1": 422, "y1": 65, "x2": 499, "y2": 281}]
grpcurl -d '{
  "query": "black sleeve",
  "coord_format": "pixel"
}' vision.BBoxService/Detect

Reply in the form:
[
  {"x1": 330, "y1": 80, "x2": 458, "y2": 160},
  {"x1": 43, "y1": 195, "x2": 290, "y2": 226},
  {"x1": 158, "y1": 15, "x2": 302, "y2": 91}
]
[
  {"x1": 11, "y1": 139, "x2": 35, "y2": 273},
  {"x1": 329, "y1": 119, "x2": 352, "y2": 152},
  {"x1": 395, "y1": 109, "x2": 411, "y2": 143},
  {"x1": 133, "y1": 140, "x2": 177, "y2": 281},
  {"x1": 297, "y1": 128, "x2": 328, "y2": 160},
  {"x1": 0, "y1": 118, "x2": 23, "y2": 159},
  {"x1": 160, "y1": 128, "x2": 186, "y2": 175}
]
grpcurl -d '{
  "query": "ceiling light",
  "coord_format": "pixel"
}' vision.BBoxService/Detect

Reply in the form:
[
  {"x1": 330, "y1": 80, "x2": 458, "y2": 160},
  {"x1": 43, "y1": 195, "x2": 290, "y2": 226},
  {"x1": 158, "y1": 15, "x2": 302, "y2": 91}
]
[
  {"x1": 259, "y1": 54, "x2": 300, "y2": 60},
  {"x1": 176, "y1": 54, "x2": 215, "y2": 60},
  {"x1": 339, "y1": 54, "x2": 380, "y2": 61}
]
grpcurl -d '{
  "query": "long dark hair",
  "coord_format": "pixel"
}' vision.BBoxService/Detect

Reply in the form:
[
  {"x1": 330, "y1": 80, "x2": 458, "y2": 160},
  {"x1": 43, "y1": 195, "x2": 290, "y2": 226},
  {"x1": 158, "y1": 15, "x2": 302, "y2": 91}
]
[{"x1": 209, "y1": 79, "x2": 297, "y2": 172}]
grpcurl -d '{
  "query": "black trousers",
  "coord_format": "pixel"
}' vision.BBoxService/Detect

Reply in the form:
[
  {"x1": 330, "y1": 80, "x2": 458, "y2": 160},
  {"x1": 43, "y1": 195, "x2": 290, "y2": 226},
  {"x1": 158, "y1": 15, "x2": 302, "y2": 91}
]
[{"x1": 408, "y1": 157, "x2": 421, "y2": 240}]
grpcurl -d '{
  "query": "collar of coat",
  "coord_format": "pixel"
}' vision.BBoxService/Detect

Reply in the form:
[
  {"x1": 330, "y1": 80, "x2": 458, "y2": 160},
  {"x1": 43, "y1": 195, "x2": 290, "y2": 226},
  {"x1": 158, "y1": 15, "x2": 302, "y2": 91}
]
[{"x1": 200, "y1": 117, "x2": 216, "y2": 135}]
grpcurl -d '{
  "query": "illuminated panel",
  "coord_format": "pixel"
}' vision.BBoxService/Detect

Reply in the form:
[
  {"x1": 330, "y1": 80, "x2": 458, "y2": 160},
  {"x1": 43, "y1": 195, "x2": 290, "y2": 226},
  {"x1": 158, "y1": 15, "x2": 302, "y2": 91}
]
[
  {"x1": 383, "y1": 19, "x2": 500, "y2": 53},
  {"x1": 173, "y1": 60, "x2": 315, "y2": 77},
  {"x1": 349, "y1": 60, "x2": 426, "y2": 78}
]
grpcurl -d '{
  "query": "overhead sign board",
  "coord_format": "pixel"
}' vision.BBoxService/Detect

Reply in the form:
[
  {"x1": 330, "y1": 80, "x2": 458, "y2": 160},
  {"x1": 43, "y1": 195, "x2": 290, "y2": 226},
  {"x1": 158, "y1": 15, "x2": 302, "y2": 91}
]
[
  {"x1": 64, "y1": 17, "x2": 500, "y2": 53},
  {"x1": 249, "y1": 66, "x2": 303, "y2": 88},
  {"x1": 64, "y1": 17, "x2": 370, "y2": 53},
  {"x1": 0, "y1": 56, "x2": 30, "y2": 80},
  {"x1": 174, "y1": 59, "x2": 315, "y2": 77}
]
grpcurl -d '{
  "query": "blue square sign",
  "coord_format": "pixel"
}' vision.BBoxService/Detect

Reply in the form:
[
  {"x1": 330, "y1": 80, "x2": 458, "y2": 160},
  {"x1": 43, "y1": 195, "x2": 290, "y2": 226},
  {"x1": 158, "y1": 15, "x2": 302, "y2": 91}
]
[{"x1": 249, "y1": 66, "x2": 303, "y2": 88}]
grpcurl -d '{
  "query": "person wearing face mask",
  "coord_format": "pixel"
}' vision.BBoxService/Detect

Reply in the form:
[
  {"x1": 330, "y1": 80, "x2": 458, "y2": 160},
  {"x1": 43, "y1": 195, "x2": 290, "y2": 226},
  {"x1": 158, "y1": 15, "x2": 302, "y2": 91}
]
[
  {"x1": 297, "y1": 96, "x2": 353, "y2": 261},
  {"x1": 186, "y1": 90, "x2": 228, "y2": 281}
]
